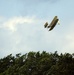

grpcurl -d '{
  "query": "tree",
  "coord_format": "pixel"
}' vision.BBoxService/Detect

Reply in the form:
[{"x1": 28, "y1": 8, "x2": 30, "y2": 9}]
[{"x1": 0, "y1": 51, "x2": 74, "y2": 75}]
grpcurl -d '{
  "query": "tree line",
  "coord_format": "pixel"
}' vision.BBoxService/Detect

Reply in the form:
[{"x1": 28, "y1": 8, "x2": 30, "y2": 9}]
[{"x1": 0, "y1": 51, "x2": 74, "y2": 75}]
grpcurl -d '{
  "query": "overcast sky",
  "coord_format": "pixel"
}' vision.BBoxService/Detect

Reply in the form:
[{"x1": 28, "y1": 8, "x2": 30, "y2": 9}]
[{"x1": 0, "y1": 0, "x2": 74, "y2": 58}]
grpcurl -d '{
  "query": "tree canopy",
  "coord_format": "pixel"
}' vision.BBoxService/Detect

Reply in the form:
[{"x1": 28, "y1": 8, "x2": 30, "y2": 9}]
[{"x1": 0, "y1": 51, "x2": 74, "y2": 75}]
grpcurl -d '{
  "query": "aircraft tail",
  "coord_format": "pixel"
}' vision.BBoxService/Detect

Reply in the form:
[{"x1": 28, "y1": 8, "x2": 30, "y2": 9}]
[{"x1": 44, "y1": 22, "x2": 48, "y2": 28}]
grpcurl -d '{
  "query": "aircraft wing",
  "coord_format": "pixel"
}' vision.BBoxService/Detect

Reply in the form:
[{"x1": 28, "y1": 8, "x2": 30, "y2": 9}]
[
  {"x1": 48, "y1": 16, "x2": 58, "y2": 28},
  {"x1": 49, "y1": 19, "x2": 59, "y2": 31}
]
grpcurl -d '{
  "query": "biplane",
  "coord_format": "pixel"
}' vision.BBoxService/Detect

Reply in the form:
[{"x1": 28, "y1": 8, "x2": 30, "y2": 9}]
[{"x1": 44, "y1": 16, "x2": 59, "y2": 31}]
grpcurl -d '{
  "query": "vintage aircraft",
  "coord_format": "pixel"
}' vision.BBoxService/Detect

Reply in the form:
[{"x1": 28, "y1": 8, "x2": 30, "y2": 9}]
[{"x1": 44, "y1": 16, "x2": 59, "y2": 31}]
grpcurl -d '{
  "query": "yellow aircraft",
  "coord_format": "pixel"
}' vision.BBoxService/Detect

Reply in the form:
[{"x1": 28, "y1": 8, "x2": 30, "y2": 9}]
[{"x1": 44, "y1": 16, "x2": 59, "y2": 31}]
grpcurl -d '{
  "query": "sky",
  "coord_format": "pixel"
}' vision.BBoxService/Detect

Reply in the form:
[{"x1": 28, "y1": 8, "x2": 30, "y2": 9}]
[{"x1": 0, "y1": 0, "x2": 74, "y2": 58}]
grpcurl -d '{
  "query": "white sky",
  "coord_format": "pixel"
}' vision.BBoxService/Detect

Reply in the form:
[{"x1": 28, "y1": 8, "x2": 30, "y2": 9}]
[{"x1": 0, "y1": 0, "x2": 74, "y2": 57}]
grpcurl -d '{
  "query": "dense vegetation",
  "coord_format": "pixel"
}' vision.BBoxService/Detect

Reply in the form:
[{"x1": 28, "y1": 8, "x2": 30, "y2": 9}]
[{"x1": 0, "y1": 51, "x2": 74, "y2": 75}]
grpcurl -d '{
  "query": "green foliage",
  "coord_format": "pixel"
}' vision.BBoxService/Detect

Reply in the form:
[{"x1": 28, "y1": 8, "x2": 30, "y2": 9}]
[{"x1": 0, "y1": 51, "x2": 74, "y2": 75}]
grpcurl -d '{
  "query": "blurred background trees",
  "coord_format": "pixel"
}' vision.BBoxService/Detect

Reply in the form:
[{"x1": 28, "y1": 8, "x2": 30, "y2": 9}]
[{"x1": 0, "y1": 51, "x2": 74, "y2": 75}]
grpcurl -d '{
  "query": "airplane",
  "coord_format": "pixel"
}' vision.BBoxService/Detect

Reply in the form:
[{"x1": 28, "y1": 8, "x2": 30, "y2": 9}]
[{"x1": 44, "y1": 16, "x2": 59, "y2": 31}]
